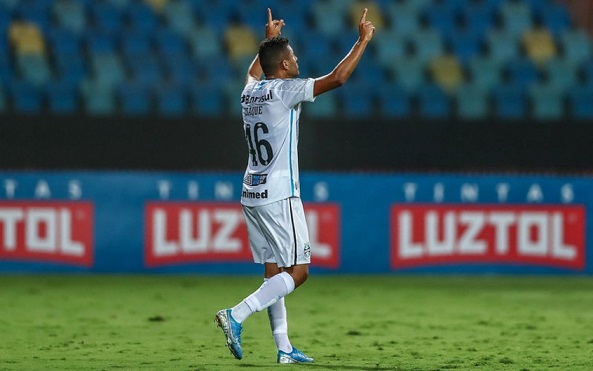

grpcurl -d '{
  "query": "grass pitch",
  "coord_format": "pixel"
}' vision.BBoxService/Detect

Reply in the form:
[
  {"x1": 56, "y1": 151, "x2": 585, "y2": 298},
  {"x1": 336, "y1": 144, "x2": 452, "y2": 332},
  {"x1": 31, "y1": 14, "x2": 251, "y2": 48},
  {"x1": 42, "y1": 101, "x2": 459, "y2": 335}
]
[{"x1": 1, "y1": 275, "x2": 593, "y2": 370}]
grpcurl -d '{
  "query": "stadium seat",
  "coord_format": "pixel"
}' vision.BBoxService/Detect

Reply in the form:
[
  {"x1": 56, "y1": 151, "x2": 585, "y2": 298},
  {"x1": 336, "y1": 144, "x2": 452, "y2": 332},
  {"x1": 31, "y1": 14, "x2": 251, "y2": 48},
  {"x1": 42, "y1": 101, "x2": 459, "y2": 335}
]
[
  {"x1": 311, "y1": 0, "x2": 347, "y2": 37},
  {"x1": 189, "y1": 25, "x2": 224, "y2": 61},
  {"x1": 417, "y1": 83, "x2": 451, "y2": 119},
  {"x1": 156, "y1": 83, "x2": 188, "y2": 117},
  {"x1": 10, "y1": 80, "x2": 43, "y2": 113},
  {"x1": 455, "y1": 82, "x2": 490, "y2": 120},
  {"x1": 378, "y1": 84, "x2": 410, "y2": 118},
  {"x1": 90, "y1": 53, "x2": 126, "y2": 87},
  {"x1": 447, "y1": 28, "x2": 483, "y2": 65},
  {"x1": 53, "y1": 0, "x2": 87, "y2": 35},
  {"x1": 536, "y1": 2, "x2": 572, "y2": 38},
  {"x1": 544, "y1": 57, "x2": 579, "y2": 91},
  {"x1": 486, "y1": 28, "x2": 520, "y2": 64},
  {"x1": 568, "y1": 86, "x2": 593, "y2": 119},
  {"x1": 16, "y1": 54, "x2": 52, "y2": 86},
  {"x1": 410, "y1": 28, "x2": 445, "y2": 65},
  {"x1": 461, "y1": 1, "x2": 495, "y2": 39},
  {"x1": 126, "y1": 1, "x2": 159, "y2": 34},
  {"x1": 392, "y1": 55, "x2": 426, "y2": 94},
  {"x1": 46, "y1": 79, "x2": 78, "y2": 114},
  {"x1": 90, "y1": 2, "x2": 124, "y2": 35},
  {"x1": 468, "y1": 55, "x2": 502, "y2": 91},
  {"x1": 505, "y1": 57, "x2": 539, "y2": 89},
  {"x1": 81, "y1": 79, "x2": 116, "y2": 115},
  {"x1": 522, "y1": 27, "x2": 556, "y2": 67},
  {"x1": 528, "y1": 83, "x2": 564, "y2": 120},
  {"x1": 191, "y1": 83, "x2": 225, "y2": 116},
  {"x1": 338, "y1": 83, "x2": 374, "y2": 118},
  {"x1": 383, "y1": 1, "x2": 422, "y2": 37},
  {"x1": 118, "y1": 82, "x2": 152, "y2": 116},
  {"x1": 499, "y1": 0, "x2": 533, "y2": 38},
  {"x1": 560, "y1": 29, "x2": 593, "y2": 66},
  {"x1": 163, "y1": 0, "x2": 195, "y2": 36},
  {"x1": 429, "y1": 54, "x2": 464, "y2": 93},
  {"x1": 493, "y1": 84, "x2": 527, "y2": 119},
  {"x1": 304, "y1": 90, "x2": 337, "y2": 118}
]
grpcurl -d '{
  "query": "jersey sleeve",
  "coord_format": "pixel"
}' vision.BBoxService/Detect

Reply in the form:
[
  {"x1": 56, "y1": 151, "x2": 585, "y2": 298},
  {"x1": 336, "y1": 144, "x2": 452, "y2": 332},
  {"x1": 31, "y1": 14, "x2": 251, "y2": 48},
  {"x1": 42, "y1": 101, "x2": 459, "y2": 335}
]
[{"x1": 275, "y1": 78, "x2": 316, "y2": 109}]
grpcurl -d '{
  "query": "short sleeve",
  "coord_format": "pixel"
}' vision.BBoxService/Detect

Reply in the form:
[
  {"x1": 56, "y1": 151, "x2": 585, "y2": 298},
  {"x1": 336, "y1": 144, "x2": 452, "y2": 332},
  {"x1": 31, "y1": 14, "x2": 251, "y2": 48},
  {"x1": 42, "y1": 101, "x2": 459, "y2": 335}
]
[{"x1": 275, "y1": 78, "x2": 316, "y2": 109}]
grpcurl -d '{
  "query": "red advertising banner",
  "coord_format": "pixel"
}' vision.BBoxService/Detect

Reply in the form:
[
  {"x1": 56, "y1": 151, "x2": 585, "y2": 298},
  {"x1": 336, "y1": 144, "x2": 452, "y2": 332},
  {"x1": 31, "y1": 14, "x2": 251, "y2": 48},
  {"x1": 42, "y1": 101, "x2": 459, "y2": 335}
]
[
  {"x1": 390, "y1": 204, "x2": 586, "y2": 270},
  {"x1": 0, "y1": 202, "x2": 94, "y2": 267},
  {"x1": 145, "y1": 202, "x2": 341, "y2": 269}
]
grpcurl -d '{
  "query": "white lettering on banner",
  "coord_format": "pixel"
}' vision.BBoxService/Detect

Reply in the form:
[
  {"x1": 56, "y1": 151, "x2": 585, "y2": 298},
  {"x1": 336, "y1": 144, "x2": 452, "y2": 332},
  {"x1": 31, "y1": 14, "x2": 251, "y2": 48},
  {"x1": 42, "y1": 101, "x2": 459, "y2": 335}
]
[
  {"x1": 461, "y1": 183, "x2": 479, "y2": 202},
  {"x1": 400, "y1": 182, "x2": 575, "y2": 203},
  {"x1": 305, "y1": 210, "x2": 331, "y2": 258},
  {"x1": 152, "y1": 208, "x2": 243, "y2": 256},
  {"x1": 398, "y1": 211, "x2": 577, "y2": 260},
  {"x1": 158, "y1": 180, "x2": 172, "y2": 199},
  {"x1": 4, "y1": 180, "x2": 17, "y2": 199},
  {"x1": 496, "y1": 183, "x2": 510, "y2": 202},
  {"x1": 68, "y1": 181, "x2": 82, "y2": 200},
  {"x1": 313, "y1": 182, "x2": 329, "y2": 202},
  {"x1": 0, "y1": 208, "x2": 84, "y2": 256},
  {"x1": 215, "y1": 182, "x2": 233, "y2": 200},
  {"x1": 35, "y1": 180, "x2": 51, "y2": 199},
  {"x1": 188, "y1": 181, "x2": 199, "y2": 200}
]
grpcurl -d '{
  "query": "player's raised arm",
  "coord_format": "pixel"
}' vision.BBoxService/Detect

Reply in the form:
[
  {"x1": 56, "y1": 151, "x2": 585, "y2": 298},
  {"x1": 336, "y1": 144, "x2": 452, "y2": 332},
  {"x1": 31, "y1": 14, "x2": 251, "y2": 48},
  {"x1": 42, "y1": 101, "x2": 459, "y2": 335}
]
[
  {"x1": 246, "y1": 8, "x2": 286, "y2": 84},
  {"x1": 313, "y1": 8, "x2": 375, "y2": 96}
]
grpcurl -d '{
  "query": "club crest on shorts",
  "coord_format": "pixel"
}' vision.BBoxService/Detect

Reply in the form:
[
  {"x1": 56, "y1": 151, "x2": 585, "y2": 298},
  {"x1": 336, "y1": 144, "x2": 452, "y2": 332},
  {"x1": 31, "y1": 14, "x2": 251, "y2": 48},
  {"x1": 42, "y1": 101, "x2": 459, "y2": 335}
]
[{"x1": 303, "y1": 243, "x2": 311, "y2": 258}]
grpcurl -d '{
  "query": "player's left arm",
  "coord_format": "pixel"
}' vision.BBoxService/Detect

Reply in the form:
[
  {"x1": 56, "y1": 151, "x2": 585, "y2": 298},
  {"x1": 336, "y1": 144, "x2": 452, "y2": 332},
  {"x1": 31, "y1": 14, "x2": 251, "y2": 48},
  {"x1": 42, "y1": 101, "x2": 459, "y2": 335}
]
[{"x1": 246, "y1": 8, "x2": 285, "y2": 84}]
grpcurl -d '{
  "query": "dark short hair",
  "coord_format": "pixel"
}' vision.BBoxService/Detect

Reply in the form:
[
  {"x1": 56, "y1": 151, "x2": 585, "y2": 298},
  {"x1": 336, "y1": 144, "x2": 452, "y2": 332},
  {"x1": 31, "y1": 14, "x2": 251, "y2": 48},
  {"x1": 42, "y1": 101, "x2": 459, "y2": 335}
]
[{"x1": 258, "y1": 36, "x2": 290, "y2": 77}]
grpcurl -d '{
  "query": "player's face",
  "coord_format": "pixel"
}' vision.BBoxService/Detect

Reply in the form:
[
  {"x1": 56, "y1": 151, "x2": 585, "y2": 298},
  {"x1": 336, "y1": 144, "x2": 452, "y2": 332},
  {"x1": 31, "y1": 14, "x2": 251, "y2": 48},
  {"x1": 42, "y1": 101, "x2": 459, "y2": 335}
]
[{"x1": 285, "y1": 45, "x2": 299, "y2": 77}]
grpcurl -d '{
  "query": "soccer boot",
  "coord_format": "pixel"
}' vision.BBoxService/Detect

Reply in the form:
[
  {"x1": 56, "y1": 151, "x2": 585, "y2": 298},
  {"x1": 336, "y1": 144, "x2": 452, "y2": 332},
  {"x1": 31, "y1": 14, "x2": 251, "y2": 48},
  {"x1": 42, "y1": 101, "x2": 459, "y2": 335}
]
[
  {"x1": 214, "y1": 309, "x2": 243, "y2": 360},
  {"x1": 277, "y1": 347, "x2": 314, "y2": 364}
]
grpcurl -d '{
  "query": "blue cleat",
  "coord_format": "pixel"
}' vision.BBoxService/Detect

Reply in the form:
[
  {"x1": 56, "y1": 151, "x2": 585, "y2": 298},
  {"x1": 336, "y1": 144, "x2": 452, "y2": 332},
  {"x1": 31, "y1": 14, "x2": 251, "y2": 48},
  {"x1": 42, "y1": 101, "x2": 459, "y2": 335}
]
[
  {"x1": 277, "y1": 347, "x2": 314, "y2": 364},
  {"x1": 214, "y1": 309, "x2": 243, "y2": 360}
]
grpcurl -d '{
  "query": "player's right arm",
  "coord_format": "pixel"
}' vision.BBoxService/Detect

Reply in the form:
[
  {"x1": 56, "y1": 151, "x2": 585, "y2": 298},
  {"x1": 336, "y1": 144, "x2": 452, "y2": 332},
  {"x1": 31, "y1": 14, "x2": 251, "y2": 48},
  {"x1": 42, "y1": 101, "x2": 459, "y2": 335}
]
[{"x1": 313, "y1": 8, "x2": 375, "y2": 97}]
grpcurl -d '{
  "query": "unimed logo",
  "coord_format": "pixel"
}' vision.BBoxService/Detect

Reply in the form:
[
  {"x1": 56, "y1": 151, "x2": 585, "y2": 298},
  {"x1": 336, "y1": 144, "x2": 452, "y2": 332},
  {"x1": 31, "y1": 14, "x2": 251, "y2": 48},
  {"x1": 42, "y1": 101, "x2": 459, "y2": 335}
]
[
  {"x1": 145, "y1": 202, "x2": 340, "y2": 268},
  {"x1": 0, "y1": 202, "x2": 94, "y2": 266},
  {"x1": 390, "y1": 204, "x2": 585, "y2": 270}
]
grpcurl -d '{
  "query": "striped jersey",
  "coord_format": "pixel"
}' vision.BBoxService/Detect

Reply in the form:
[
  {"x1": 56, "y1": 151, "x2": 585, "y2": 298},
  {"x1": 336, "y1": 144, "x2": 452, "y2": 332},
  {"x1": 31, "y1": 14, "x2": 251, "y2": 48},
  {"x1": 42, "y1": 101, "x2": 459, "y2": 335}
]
[{"x1": 240, "y1": 78, "x2": 316, "y2": 206}]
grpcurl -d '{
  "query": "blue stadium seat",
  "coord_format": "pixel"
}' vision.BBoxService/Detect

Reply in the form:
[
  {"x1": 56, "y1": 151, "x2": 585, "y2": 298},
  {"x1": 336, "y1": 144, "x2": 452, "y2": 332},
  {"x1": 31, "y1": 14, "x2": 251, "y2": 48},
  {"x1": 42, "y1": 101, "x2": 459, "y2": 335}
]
[
  {"x1": 118, "y1": 82, "x2": 152, "y2": 116},
  {"x1": 374, "y1": 30, "x2": 407, "y2": 69},
  {"x1": 155, "y1": 28, "x2": 188, "y2": 58},
  {"x1": 378, "y1": 84, "x2": 410, "y2": 118},
  {"x1": 384, "y1": 1, "x2": 422, "y2": 37},
  {"x1": 448, "y1": 28, "x2": 483, "y2": 65},
  {"x1": 455, "y1": 82, "x2": 490, "y2": 120},
  {"x1": 46, "y1": 79, "x2": 78, "y2": 114},
  {"x1": 528, "y1": 83, "x2": 564, "y2": 120},
  {"x1": 49, "y1": 28, "x2": 82, "y2": 57},
  {"x1": 392, "y1": 55, "x2": 426, "y2": 94},
  {"x1": 86, "y1": 32, "x2": 117, "y2": 56},
  {"x1": 499, "y1": 0, "x2": 533, "y2": 37},
  {"x1": 461, "y1": 2, "x2": 495, "y2": 39},
  {"x1": 305, "y1": 90, "x2": 337, "y2": 118},
  {"x1": 468, "y1": 56, "x2": 502, "y2": 91},
  {"x1": 10, "y1": 80, "x2": 43, "y2": 113},
  {"x1": 90, "y1": 53, "x2": 126, "y2": 87},
  {"x1": 189, "y1": 26, "x2": 224, "y2": 61},
  {"x1": 156, "y1": 83, "x2": 188, "y2": 117},
  {"x1": 417, "y1": 83, "x2": 451, "y2": 119},
  {"x1": 53, "y1": 0, "x2": 87, "y2": 35},
  {"x1": 410, "y1": 28, "x2": 444, "y2": 65},
  {"x1": 311, "y1": 1, "x2": 347, "y2": 37},
  {"x1": 506, "y1": 57, "x2": 539, "y2": 89},
  {"x1": 536, "y1": 2, "x2": 572, "y2": 38},
  {"x1": 126, "y1": 2, "x2": 158, "y2": 34},
  {"x1": 81, "y1": 79, "x2": 116, "y2": 115},
  {"x1": 191, "y1": 83, "x2": 224, "y2": 116},
  {"x1": 16, "y1": 54, "x2": 52, "y2": 86},
  {"x1": 486, "y1": 29, "x2": 520, "y2": 64},
  {"x1": 127, "y1": 53, "x2": 163, "y2": 87},
  {"x1": 560, "y1": 29, "x2": 593, "y2": 66},
  {"x1": 338, "y1": 83, "x2": 374, "y2": 118},
  {"x1": 568, "y1": 86, "x2": 593, "y2": 119},
  {"x1": 90, "y1": 2, "x2": 123, "y2": 35},
  {"x1": 54, "y1": 52, "x2": 86, "y2": 85},
  {"x1": 544, "y1": 57, "x2": 579, "y2": 91},
  {"x1": 423, "y1": 3, "x2": 458, "y2": 38},
  {"x1": 493, "y1": 84, "x2": 527, "y2": 119},
  {"x1": 120, "y1": 32, "x2": 152, "y2": 59},
  {"x1": 163, "y1": 0, "x2": 195, "y2": 36}
]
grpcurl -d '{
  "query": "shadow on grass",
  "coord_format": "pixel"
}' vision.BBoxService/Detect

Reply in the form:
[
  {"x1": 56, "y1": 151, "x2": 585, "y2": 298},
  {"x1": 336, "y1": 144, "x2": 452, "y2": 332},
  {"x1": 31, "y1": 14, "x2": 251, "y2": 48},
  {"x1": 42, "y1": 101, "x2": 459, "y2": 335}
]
[{"x1": 237, "y1": 364, "x2": 403, "y2": 370}]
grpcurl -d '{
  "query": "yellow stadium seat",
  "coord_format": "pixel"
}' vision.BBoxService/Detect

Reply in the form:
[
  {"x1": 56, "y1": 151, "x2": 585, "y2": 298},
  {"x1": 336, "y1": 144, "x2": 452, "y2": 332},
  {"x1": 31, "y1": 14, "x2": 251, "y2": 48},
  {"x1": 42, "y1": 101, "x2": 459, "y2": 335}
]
[
  {"x1": 429, "y1": 54, "x2": 464, "y2": 93},
  {"x1": 224, "y1": 24, "x2": 258, "y2": 63},
  {"x1": 350, "y1": 0, "x2": 384, "y2": 29},
  {"x1": 9, "y1": 21, "x2": 45, "y2": 54},
  {"x1": 523, "y1": 27, "x2": 557, "y2": 66}
]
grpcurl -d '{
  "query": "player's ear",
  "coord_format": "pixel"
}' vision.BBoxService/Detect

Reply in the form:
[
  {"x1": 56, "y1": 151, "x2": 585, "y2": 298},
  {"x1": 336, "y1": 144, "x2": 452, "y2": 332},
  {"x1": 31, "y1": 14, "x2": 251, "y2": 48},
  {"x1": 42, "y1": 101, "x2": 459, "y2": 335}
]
[{"x1": 282, "y1": 60, "x2": 289, "y2": 70}]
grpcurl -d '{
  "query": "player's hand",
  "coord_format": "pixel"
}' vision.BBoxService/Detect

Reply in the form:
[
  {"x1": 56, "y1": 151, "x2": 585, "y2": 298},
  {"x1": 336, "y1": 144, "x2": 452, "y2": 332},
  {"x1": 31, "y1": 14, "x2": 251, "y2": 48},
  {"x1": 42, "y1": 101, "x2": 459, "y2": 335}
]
[
  {"x1": 358, "y1": 8, "x2": 375, "y2": 42},
  {"x1": 266, "y1": 8, "x2": 285, "y2": 38}
]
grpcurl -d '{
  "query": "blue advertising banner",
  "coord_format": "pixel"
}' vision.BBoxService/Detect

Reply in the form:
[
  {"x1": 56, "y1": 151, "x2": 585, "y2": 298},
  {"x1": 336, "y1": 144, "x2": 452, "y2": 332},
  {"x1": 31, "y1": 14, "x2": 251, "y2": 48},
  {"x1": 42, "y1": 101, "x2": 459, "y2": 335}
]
[{"x1": 0, "y1": 171, "x2": 589, "y2": 274}]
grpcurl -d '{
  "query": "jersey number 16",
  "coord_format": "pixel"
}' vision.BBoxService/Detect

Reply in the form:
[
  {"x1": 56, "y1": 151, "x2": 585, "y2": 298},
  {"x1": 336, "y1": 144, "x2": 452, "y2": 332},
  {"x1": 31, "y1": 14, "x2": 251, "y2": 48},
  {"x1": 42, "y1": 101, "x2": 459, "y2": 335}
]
[{"x1": 245, "y1": 122, "x2": 273, "y2": 166}]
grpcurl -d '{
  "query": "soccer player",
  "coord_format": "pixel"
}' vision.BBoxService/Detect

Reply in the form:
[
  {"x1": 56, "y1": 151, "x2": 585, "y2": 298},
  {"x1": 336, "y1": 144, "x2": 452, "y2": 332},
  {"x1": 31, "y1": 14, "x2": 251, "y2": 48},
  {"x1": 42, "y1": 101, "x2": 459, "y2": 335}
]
[{"x1": 215, "y1": 7, "x2": 375, "y2": 364}]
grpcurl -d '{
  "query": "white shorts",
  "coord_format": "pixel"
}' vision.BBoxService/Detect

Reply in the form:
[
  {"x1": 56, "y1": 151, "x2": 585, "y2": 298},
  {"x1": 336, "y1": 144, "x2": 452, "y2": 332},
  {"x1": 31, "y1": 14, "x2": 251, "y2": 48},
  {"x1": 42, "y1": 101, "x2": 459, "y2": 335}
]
[{"x1": 242, "y1": 197, "x2": 311, "y2": 268}]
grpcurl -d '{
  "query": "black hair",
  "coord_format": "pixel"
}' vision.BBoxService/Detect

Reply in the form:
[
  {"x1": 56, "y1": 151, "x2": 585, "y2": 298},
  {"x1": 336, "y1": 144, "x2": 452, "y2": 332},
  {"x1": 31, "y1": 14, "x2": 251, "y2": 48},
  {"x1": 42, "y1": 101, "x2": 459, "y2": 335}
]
[{"x1": 258, "y1": 36, "x2": 290, "y2": 77}]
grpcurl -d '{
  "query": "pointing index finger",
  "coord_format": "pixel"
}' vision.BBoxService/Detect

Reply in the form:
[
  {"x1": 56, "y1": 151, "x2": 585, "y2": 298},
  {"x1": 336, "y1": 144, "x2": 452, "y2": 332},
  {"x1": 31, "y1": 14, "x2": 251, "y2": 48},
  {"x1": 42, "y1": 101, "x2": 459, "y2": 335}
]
[
  {"x1": 268, "y1": 8, "x2": 273, "y2": 24},
  {"x1": 360, "y1": 8, "x2": 368, "y2": 23}
]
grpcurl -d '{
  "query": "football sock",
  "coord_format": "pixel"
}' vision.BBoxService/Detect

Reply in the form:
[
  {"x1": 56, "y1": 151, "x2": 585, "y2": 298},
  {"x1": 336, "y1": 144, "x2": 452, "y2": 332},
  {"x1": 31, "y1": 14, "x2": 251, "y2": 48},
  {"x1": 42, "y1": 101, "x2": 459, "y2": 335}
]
[
  {"x1": 231, "y1": 272, "x2": 295, "y2": 323},
  {"x1": 268, "y1": 296, "x2": 292, "y2": 353}
]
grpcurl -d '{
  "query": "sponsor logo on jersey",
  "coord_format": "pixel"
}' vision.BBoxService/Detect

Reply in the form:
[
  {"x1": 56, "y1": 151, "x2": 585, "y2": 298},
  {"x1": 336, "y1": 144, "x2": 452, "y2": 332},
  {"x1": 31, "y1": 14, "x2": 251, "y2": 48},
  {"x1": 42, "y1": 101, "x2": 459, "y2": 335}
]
[
  {"x1": 390, "y1": 204, "x2": 585, "y2": 270},
  {"x1": 243, "y1": 174, "x2": 267, "y2": 186},
  {"x1": 242, "y1": 189, "x2": 268, "y2": 199},
  {"x1": 241, "y1": 91, "x2": 273, "y2": 104},
  {"x1": 0, "y1": 201, "x2": 94, "y2": 267}
]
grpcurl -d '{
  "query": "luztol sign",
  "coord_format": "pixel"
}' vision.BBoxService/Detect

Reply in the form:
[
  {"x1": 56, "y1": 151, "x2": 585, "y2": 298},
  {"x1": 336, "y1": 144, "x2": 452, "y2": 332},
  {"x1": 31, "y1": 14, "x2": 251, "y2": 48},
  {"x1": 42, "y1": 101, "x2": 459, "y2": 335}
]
[
  {"x1": 144, "y1": 202, "x2": 340, "y2": 269},
  {"x1": 0, "y1": 202, "x2": 94, "y2": 266},
  {"x1": 390, "y1": 205, "x2": 585, "y2": 270}
]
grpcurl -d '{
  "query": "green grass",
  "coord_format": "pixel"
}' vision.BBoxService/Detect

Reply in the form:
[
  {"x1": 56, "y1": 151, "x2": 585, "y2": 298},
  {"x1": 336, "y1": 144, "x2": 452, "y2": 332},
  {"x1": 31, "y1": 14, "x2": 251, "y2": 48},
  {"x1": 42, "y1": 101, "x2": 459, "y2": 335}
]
[{"x1": 1, "y1": 275, "x2": 593, "y2": 370}]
